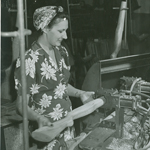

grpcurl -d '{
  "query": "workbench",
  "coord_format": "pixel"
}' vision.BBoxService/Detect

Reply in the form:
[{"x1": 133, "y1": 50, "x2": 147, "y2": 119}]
[{"x1": 78, "y1": 109, "x2": 138, "y2": 150}]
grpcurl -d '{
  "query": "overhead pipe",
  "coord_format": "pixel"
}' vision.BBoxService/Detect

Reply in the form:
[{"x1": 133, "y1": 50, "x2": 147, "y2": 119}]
[{"x1": 1, "y1": 29, "x2": 31, "y2": 37}]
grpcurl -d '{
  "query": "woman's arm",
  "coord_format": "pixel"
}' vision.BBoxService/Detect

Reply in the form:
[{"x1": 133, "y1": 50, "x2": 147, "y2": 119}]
[
  {"x1": 67, "y1": 84, "x2": 95, "y2": 104},
  {"x1": 67, "y1": 84, "x2": 84, "y2": 98},
  {"x1": 16, "y1": 95, "x2": 52, "y2": 128}
]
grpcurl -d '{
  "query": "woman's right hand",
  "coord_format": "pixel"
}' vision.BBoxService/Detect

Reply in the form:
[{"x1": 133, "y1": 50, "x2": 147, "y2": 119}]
[{"x1": 37, "y1": 115, "x2": 53, "y2": 128}]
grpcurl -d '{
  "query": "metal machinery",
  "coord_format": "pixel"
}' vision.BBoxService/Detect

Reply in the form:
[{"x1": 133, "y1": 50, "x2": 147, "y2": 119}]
[
  {"x1": 81, "y1": 54, "x2": 150, "y2": 149},
  {"x1": 80, "y1": 76, "x2": 150, "y2": 149}
]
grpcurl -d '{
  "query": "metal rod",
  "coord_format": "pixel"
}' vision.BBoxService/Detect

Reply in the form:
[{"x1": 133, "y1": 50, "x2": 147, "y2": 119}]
[
  {"x1": 124, "y1": 0, "x2": 128, "y2": 46},
  {"x1": 1, "y1": 127, "x2": 6, "y2": 150},
  {"x1": 121, "y1": 90, "x2": 150, "y2": 99},
  {"x1": 100, "y1": 53, "x2": 150, "y2": 74},
  {"x1": 129, "y1": 0, "x2": 133, "y2": 34},
  {"x1": 1, "y1": 31, "x2": 18, "y2": 37},
  {"x1": 99, "y1": 61, "x2": 102, "y2": 88},
  {"x1": 141, "y1": 86, "x2": 150, "y2": 92},
  {"x1": 141, "y1": 82, "x2": 150, "y2": 86},
  {"x1": 67, "y1": 0, "x2": 75, "y2": 54},
  {"x1": 1, "y1": 29, "x2": 31, "y2": 37},
  {"x1": 8, "y1": 8, "x2": 25, "y2": 12},
  {"x1": 17, "y1": 0, "x2": 29, "y2": 149},
  {"x1": 130, "y1": 77, "x2": 141, "y2": 96},
  {"x1": 24, "y1": 0, "x2": 29, "y2": 48},
  {"x1": 115, "y1": 107, "x2": 124, "y2": 138}
]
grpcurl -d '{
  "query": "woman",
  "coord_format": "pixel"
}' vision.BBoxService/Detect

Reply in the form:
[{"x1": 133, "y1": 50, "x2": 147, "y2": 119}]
[{"x1": 15, "y1": 6, "x2": 94, "y2": 150}]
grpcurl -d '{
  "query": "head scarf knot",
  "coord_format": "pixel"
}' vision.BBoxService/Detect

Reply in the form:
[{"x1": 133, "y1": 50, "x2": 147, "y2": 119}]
[{"x1": 33, "y1": 6, "x2": 64, "y2": 31}]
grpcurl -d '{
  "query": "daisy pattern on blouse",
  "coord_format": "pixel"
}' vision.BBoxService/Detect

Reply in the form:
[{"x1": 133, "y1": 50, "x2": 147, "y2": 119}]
[
  {"x1": 14, "y1": 78, "x2": 21, "y2": 90},
  {"x1": 59, "y1": 59, "x2": 63, "y2": 72},
  {"x1": 35, "y1": 107, "x2": 46, "y2": 115},
  {"x1": 49, "y1": 56, "x2": 57, "y2": 70},
  {"x1": 64, "y1": 128, "x2": 74, "y2": 141},
  {"x1": 62, "y1": 58, "x2": 68, "y2": 69},
  {"x1": 44, "y1": 140, "x2": 57, "y2": 150},
  {"x1": 59, "y1": 58, "x2": 70, "y2": 72},
  {"x1": 39, "y1": 93, "x2": 52, "y2": 108},
  {"x1": 30, "y1": 84, "x2": 40, "y2": 95},
  {"x1": 29, "y1": 50, "x2": 40, "y2": 62},
  {"x1": 14, "y1": 42, "x2": 73, "y2": 150},
  {"x1": 70, "y1": 106, "x2": 72, "y2": 111},
  {"x1": 41, "y1": 58, "x2": 57, "y2": 81},
  {"x1": 64, "y1": 110, "x2": 68, "y2": 117},
  {"x1": 62, "y1": 46, "x2": 69, "y2": 57},
  {"x1": 54, "y1": 82, "x2": 66, "y2": 99},
  {"x1": 16, "y1": 58, "x2": 21, "y2": 68},
  {"x1": 25, "y1": 49, "x2": 31, "y2": 55},
  {"x1": 26, "y1": 58, "x2": 35, "y2": 78},
  {"x1": 46, "y1": 104, "x2": 63, "y2": 121}
]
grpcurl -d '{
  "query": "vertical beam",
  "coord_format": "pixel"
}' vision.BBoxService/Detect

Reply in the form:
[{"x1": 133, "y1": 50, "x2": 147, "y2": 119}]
[
  {"x1": 17, "y1": 0, "x2": 29, "y2": 149},
  {"x1": 24, "y1": 0, "x2": 29, "y2": 48},
  {"x1": 115, "y1": 107, "x2": 124, "y2": 138},
  {"x1": 129, "y1": 0, "x2": 133, "y2": 34},
  {"x1": 99, "y1": 61, "x2": 102, "y2": 88},
  {"x1": 1, "y1": 127, "x2": 6, "y2": 150}
]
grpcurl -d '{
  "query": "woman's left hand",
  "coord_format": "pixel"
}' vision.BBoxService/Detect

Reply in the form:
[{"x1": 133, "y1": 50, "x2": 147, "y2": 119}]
[{"x1": 80, "y1": 91, "x2": 95, "y2": 104}]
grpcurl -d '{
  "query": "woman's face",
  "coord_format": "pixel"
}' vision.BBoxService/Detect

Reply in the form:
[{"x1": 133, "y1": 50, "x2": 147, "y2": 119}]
[{"x1": 46, "y1": 19, "x2": 68, "y2": 47}]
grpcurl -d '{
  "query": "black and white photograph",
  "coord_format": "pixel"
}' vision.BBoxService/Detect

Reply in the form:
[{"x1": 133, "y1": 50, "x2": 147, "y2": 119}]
[{"x1": 1, "y1": 0, "x2": 150, "y2": 150}]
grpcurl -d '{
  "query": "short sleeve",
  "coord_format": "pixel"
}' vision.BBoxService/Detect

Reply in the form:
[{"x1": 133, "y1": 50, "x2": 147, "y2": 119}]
[{"x1": 14, "y1": 49, "x2": 37, "y2": 95}]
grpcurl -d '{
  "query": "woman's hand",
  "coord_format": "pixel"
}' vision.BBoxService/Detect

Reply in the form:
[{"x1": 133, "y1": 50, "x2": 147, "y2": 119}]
[
  {"x1": 80, "y1": 91, "x2": 95, "y2": 104},
  {"x1": 37, "y1": 115, "x2": 53, "y2": 128}
]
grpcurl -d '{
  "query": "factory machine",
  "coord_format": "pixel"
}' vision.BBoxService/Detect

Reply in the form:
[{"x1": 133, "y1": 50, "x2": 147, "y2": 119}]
[
  {"x1": 30, "y1": 75, "x2": 150, "y2": 150},
  {"x1": 78, "y1": 76, "x2": 150, "y2": 150}
]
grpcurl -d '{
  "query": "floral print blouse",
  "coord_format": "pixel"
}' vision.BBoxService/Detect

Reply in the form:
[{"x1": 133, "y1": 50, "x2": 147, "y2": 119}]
[{"x1": 14, "y1": 41, "x2": 74, "y2": 150}]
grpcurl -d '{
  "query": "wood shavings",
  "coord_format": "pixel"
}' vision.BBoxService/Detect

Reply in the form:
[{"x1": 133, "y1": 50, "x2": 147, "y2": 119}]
[{"x1": 107, "y1": 138, "x2": 134, "y2": 150}]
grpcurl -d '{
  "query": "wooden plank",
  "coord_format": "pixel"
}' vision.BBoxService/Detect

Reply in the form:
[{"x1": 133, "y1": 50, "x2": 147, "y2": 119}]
[{"x1": 32, "y1": 98, "x2": 104, "y2": 142}]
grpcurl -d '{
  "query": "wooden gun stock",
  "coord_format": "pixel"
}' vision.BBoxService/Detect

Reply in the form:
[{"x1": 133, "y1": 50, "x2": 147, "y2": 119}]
[{"x1": 32, "y1": 98, "x2": 104, "y2": 142}]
